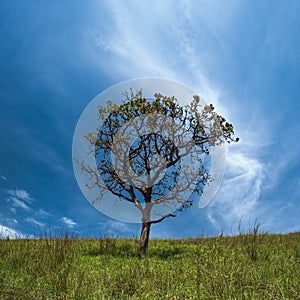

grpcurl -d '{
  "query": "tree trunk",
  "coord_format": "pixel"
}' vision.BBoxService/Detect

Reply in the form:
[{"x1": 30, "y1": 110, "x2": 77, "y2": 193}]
[{"x1": 139, "y1": 222, "x2": 151, "y2": 253}]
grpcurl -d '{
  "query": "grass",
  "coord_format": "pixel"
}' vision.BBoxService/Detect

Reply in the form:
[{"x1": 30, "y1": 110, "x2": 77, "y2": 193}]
[{"x1": 0, "y1": 230, "x2": 299, "y2": 299}]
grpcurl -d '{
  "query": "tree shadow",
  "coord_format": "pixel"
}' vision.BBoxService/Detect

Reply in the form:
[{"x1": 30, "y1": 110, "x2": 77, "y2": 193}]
[{"x1": 148, "y1": 247, "x2": 183, "y2": 259}]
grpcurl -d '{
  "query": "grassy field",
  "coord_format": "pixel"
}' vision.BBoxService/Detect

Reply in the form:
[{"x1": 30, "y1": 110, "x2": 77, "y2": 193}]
[{"x1": 0, "y1": 231, "x2": 299, "y2": 299}]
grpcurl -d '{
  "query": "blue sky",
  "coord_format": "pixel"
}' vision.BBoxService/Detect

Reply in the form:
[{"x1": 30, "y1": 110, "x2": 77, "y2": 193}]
[{"x1": 0, "y1": 0, "x2": 299, "y2": 239}]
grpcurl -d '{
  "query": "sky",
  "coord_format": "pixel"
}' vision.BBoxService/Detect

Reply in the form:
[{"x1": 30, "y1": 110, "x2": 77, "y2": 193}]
[{"x1": 0, "y1": 0, "x2": 299, "y2": 239}]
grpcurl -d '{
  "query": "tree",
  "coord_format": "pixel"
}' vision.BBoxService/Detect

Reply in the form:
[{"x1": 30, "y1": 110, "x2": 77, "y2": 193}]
[{"x1": 80, "y1": 89, "x2": 238, "y2": 253}]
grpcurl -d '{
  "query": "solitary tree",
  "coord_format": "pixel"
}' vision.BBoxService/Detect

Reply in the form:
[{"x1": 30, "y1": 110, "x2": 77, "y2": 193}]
[{"x1": 80, "y1": 89, "x2": 238, "y2": 253}]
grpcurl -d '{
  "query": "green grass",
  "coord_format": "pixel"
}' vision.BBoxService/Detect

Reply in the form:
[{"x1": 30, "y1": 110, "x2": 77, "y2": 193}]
[{"x1": 0, "y1": 231, "x2": 299, "y2": 299}]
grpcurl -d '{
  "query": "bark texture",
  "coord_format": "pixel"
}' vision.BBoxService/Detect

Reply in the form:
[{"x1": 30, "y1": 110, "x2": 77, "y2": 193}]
[{"x1": 139, "y1": 222, "x2": 151, "y2": 253}]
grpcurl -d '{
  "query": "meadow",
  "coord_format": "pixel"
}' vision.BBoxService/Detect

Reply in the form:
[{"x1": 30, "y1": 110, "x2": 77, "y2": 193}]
[{"x1": 0, "y1": 230, "x2": 299, "y2": 299}]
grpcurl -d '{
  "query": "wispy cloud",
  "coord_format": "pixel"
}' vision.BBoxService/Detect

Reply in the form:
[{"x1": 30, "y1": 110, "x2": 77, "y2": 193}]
[
  {"x1": 206, "y1": 148, "x2": 265, "y2": 232},
  {"x1": 61, "y1": 217, "x2": 77, "y2": 228},
  {"x1": 10, "y1": 207, "x2": 17, "y2": 214},
  {"x1": 83, "y1": 2, "x2": 268, "y2": 227},
  {"x1": 0, "y1": 174, "x2": 7, "y2": 180},
  {"x1": 82, "y1": 1, "x2": 190, "y2": 80},
  {"x1": 100, "y1": 220, "x2": 133, "y2": 233},
  {"x1": 7, "y1": 189, "x2": 34, "y2": 203},
  {"x1": 82, "y1": 1, "x2": 238, "y2": 103},
  {"x1": 97, "y1": 220, "x2": 138, "y2": 237},
  {"x1": 0, "y1": 216, "x2": 18, "y2": 227},
  {"x1": 26, "y1": 217, "x2": 44, "y2": 227},
  {"x1": 6, "y1": 189, "x2": 34, "y2": 212},
  {"x1": 36, "y1": 208, "x2": 51, "y2": 217},
  {"x1": 78, "y1": 1, "x2": 299, "y2": 236},
  {"x1": 7, "y1": 197, "x2": 31, "y2": 211}
]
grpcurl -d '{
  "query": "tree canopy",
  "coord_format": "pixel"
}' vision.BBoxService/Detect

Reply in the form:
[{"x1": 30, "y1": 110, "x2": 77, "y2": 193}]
[{"x1": 80, "y1": 89, "x2": 238, "y2": 252}]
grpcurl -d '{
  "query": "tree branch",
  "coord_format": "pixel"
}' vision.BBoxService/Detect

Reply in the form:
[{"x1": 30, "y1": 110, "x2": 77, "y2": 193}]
[{"x1": 150, "y1": 213, "x2": 176, "y2": 224}]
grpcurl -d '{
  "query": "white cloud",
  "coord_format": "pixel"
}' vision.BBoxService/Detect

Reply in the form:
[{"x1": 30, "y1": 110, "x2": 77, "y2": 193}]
[
  {"x1": 61, "y1": 217, "x2": 77, "y2": 228},
  {"x1": 4, "y1": 218, "x2": 18, "y2": 226},
  {"x1": 206, "y1": 212, "x2": 218, "y2": 228},
  {"x1": 7, "y1": 189, "x2": 33, "y2": 203},
  {"x1": 80, "y1": 1, "x2": 298, "y2": 236},
  {"x1": 207, "y1": 150, "x2": 264, "y2": 230},
  {"x1": 0, "y1": 225, "x2": 25, "y2": 239},
  {"x1": 0, "y1": 174, "x2": 7, "y2": 180},
  {"x1": 10, "y1": 207, "x2": 17, "y2": 214},
  {"x1": 7, "y1": 197, "x2": 31, "y2": 211},
  {"x1": 26, "y1": 217, "x2": 44, "y2": 227},
  {"x1": 82, "y1": 1, "x2": 239, "y2": 103},
  {"x1": 84, "y1": 2, "x2": 265, "y2": 224},
  {"x1": 82, "y1": 2, "x2": 194, "y2": 80},
  {"x1": 36, "y1": 208, "x2": 51, "y2": 217},
  {"x1": 98, "y1": 220, "x2": 137, "y2": 237},
  {"x1": 6, "y1": 189, "x2": 34, "y2": 212},
  {"x1": 108, "y1": 220, "x2": 132, "y2": 233}
]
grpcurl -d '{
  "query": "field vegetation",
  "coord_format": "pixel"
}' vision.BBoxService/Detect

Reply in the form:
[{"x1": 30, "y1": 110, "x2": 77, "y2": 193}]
[{"x1": 0, "y1": 228, "x2": 299, "y2": 299}]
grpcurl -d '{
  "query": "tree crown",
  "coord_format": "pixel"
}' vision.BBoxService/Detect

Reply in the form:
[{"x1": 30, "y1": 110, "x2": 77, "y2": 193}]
[{"x1": 83, "y1": 89, "x2": 238, "y2": 222}]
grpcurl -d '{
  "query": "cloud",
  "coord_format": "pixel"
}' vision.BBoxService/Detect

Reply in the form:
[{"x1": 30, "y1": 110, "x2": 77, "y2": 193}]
[
  {"x1": 82, "y1": 2, "x2": 191, "y2": 80},
  {"x1": 82, "y1": 1, "x2": 238, "y2": 104},
  {"x1": 204, "y1": 129, "x2": 300, "y2": 235},
  {"x1": 10, "y1": 207, "x2": 17, "y2": 214},
  {"x1": 25, "y1": 217, "x2": 44, "y2": 227},
  {"x1": 36, "y1": 208, "x2": 51, "y2": 217},
  {"x1": 78, "y1": 1, "x2": 299, "y2": 236},
  {"x1": 207, "y1": 150, "x2": 264, "y2": 229},
  {"x1": 7, "y1": 189, "x2": 34, "y2": 203},
  {"x1": 81, "y1": 2, "x2": 266, "y2": 230},
  {"x1": 0, "y1": 174, "x2": 7, "y2": 180},
  {"x1": 0, "y1": 225, "x2": 25, "y2": 239},
  {"x1": 61, "y1": 217, "x2": 77, "y2": 228},
  {"x1": 107, "y1": 220, "x2": 132, "y2": 233},
  {"x1": 206, "y1": 212, "x2": 218, "y2": 228},
  {"x1": 6, "y1": 189, "x2": 34, "y2": 212},
  {"x1": 7, "y1": 197, "x2": 31, "y2": 211},
  {"x1": 97, "y1": 220, "x2": 137, "y2": 237}
]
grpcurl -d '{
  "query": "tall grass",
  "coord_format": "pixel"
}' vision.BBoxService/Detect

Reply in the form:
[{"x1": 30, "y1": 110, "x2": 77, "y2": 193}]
[{"x1": 0, "y1": 229, "x2": 299, "y2": 299}]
